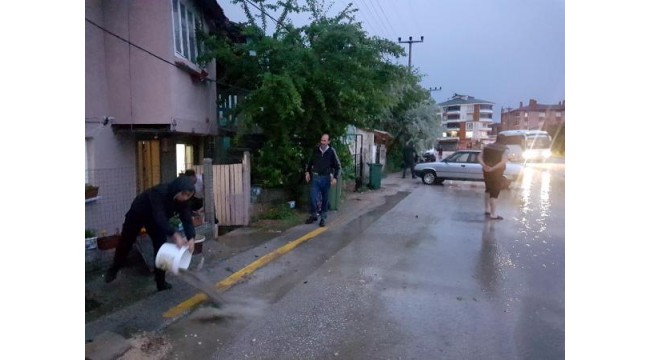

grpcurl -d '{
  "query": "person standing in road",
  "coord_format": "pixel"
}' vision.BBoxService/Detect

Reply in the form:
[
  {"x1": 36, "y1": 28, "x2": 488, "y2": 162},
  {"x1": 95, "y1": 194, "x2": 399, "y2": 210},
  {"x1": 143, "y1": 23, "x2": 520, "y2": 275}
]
[
  {"x1": 304, "y1": 133, "x2": 342, "y2": 227},
  {"x1": 104, "y1": 176, "x2": 197, "y2": 291},
  {"x1": 402, "y1": 141, "x2": 417, "y2": 179},
  {"x1": 478, "y1": 134, "x2": 509, "y2": 220}
]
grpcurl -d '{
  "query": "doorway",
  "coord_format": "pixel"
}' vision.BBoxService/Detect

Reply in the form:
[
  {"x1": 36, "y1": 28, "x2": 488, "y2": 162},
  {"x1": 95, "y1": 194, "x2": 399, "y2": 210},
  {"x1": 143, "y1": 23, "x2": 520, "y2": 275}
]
[
  {"x1": 176, "y1": 143, "x2": 195, "y2": 175},
  {"x1": 136, "y1": 140, "x2": 161, "y2": 193}
]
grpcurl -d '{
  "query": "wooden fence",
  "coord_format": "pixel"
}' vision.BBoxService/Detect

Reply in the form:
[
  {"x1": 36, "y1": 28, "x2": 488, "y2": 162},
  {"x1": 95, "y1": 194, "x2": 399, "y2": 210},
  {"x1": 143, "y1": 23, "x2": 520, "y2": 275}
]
[{"x1": 192, "y1": 152, "x2": 250, "y2": 226}]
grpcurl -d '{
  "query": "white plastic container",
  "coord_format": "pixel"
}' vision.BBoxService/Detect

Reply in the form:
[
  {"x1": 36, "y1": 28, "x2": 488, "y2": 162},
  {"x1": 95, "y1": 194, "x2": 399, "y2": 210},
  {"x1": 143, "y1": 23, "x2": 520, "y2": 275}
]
[
  {"x1": 85, "y1": 236, "x2": 98, "y2": 250},
  {"x1": 155, "y1": 243, "x2": 192, "y2": 274}
]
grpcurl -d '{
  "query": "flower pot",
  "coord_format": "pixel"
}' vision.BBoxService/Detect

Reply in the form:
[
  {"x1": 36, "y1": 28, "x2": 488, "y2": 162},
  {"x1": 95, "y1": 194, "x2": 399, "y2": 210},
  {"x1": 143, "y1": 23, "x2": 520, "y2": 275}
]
[
  {"x1": 192, "y1": 215, "x2": 204, "y2": 227},
  {"x1": 193, "y1": 234, "x2": 206, "y2": 255},
  {"x1": 97, "y1": 235, "x2": 120, "y2": 250},
  {"x1": 85, "y1": 186, "x2": 99, "y2": 199}
]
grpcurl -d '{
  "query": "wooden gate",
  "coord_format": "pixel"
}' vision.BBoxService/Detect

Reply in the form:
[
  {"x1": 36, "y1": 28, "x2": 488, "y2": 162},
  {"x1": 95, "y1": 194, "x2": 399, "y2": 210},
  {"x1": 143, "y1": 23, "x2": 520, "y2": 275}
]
[{"x1": 192, "y1": 152, "x2": 250, "y2": 226}]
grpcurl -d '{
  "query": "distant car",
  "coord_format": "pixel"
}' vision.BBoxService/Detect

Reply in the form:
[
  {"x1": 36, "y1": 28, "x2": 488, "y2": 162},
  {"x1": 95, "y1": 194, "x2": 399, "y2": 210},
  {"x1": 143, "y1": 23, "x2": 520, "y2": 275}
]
[
  {"x1": 421, "y1": 150, "x2": 436, "y2": 162},
  {"x1": 413, "y1": 150, "x2": 523, "y2": 186}
]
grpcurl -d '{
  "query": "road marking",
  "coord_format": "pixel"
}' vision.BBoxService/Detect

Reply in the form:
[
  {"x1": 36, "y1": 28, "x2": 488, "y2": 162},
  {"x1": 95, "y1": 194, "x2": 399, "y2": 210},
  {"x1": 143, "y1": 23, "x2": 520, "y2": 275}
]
[{"x1": 163, "y1": 226, "x2": 328, "y2": 318}]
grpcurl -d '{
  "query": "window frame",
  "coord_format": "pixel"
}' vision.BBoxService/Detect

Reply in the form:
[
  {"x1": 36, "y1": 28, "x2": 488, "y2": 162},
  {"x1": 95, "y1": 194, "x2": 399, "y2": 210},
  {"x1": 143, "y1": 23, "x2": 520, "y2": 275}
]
[{"x1": 172, "y1": 0, "x2": 203, "y2": 63}]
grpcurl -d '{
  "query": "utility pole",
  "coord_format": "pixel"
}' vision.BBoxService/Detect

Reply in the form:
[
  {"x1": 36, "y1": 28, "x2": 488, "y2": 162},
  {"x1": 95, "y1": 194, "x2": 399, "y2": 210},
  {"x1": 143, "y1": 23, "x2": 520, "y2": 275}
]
[
  {"x1": 429, "y1": 87, "x2": 442, "y2": 101},
  {"x1": 398, "y1": 36, "x2": 424, "y2": 73}
]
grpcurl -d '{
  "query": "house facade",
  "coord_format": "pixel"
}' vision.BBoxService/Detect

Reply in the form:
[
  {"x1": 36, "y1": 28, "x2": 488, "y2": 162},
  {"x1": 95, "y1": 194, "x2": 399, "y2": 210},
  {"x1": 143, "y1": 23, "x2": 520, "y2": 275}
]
[
  {"x1": 500, "y1": 99, "x2": 565, "y2": 132},
  {"x1": 437, "y1": 93, "x2": 495, "y2": 151},
  {"x1": 85, "y1": 0, "x2": 235, "y2": 237}
]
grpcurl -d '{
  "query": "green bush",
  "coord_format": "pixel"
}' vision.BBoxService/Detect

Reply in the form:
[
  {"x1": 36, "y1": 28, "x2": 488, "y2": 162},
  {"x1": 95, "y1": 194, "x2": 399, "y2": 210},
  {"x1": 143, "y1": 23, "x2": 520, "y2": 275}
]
[{"x1": 258, "y1": 204, "x2": 295, "y2": 220}]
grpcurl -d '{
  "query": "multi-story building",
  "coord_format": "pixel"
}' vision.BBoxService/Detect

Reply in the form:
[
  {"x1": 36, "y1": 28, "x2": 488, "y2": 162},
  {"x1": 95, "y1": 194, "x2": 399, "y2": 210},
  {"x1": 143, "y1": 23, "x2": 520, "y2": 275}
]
[
  {"x1": 500, "y1": 99, "x2": 565, "y2": 132},
  {"x1": 437, "y1": 94, "x2": 495, "y2": 151},
  {"x1": 85, "y1": 0, "x2": 239, "y2": 236}
]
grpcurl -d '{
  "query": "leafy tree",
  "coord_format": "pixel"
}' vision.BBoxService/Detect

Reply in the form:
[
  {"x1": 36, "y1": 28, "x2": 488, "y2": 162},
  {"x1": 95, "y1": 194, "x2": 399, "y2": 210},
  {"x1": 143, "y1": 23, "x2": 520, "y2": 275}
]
[{"x1": 199, "y1": 0, "x2": 439, "y2": 186}]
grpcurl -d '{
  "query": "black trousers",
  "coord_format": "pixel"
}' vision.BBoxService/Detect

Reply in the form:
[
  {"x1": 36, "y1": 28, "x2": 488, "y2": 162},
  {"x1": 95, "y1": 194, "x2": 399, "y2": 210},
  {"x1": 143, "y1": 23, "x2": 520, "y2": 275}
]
[
  {"x1": 110, "y1": 210, "x2": 169, "y2": 285},
  {"x1": 402, "y1": 163, "x2": 415, "y2": 178}
]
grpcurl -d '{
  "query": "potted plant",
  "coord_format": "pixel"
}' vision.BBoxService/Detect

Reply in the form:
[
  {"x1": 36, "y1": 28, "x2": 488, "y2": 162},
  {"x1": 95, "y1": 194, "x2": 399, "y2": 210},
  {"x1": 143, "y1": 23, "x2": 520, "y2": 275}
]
[
  {"x1": 85, "y1": 229, "x2": 97, "y2": 250},
  {"x1": 192, "y1": 213, "x2": 204, "y2": 227},
  {"x1": 85, "y1": 183, "x2": 99, "y2": 199},
  {"x1": 169, "y1": 215, "x2": 182, "y2": 232}
]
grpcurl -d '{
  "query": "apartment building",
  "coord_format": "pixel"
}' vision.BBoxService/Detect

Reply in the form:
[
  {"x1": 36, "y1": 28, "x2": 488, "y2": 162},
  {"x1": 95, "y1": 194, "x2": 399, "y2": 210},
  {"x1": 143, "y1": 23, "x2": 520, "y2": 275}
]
[
  {"x1": 437, "y1": 93, "x2": 495, "y2": 151},
  {"x1": 500, "y1": 99, "x2": 565, "y2": 132},
  {"x1": 85, "y1": 0, "x2": 238, "y2": 236}
]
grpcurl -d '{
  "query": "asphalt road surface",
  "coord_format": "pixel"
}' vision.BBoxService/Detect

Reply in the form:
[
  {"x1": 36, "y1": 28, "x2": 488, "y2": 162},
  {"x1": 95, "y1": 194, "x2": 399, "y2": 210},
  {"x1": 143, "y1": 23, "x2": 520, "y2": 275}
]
[{"x1": 161, "y1": 162, "x2": 565, "y2": 360}]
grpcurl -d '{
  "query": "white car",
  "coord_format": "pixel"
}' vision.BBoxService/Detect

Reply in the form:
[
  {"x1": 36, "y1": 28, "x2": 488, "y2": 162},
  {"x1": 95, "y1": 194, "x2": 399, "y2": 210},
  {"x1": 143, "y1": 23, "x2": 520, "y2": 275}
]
[{"x1": 413, "y1": 150, "x2": 523, "y2": 186}]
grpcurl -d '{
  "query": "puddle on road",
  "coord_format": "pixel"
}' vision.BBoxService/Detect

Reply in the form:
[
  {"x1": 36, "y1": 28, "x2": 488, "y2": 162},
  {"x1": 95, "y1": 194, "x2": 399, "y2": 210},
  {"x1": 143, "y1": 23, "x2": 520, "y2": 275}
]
[{"x1": 345, "y1": 191, "x2": 410, "y2": 230}]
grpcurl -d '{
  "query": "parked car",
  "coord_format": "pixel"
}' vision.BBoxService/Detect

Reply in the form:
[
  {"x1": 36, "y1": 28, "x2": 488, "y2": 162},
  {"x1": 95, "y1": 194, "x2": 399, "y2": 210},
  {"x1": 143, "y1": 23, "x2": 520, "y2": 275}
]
[{"x1": 413, "y1": 150, "x2": 523, "y2": 186}]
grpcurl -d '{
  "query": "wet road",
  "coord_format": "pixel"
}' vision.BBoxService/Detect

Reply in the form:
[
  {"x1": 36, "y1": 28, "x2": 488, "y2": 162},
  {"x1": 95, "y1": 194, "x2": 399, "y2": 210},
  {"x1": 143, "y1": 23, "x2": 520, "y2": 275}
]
[{"x1": 164, "y1": 162, "x2": 565, "y2": 360}]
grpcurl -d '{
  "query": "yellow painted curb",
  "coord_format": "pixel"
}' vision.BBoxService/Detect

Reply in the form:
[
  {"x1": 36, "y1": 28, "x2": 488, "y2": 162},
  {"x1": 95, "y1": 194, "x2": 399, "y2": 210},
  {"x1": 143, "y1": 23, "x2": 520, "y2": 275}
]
[{"x1": 163, "y1": 226, "x2": 328, "y2": 318}]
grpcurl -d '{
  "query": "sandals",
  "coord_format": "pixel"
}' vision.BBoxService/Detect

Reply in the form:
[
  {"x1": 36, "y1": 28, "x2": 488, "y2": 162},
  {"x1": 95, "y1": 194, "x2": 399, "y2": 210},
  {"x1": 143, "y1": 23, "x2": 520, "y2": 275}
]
[{"x1": 488, "y1": 215, "x2": 504, "y2": 220}]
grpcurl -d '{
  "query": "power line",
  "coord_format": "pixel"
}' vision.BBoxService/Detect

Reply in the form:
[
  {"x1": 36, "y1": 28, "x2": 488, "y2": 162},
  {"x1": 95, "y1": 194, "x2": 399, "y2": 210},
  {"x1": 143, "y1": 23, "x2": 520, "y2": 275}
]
[
  {"x1": 350, "y1": 0, "x2": 381, "y2": 35},
  {"x1": 85, "y1": 17, "x2": 251, "y2": 93},
  {"x1": 406, "y1": 1, "x2": 425, "y2": 37},
  {"x1": 242, "y1": 0, "x2": 281, "y2": 27},
  {"x1": 359, "y1": 0, "x2": 388, "y2": 36},
  {"x1": 368, "y1": 0, "x2": 399, "y2": 39}
]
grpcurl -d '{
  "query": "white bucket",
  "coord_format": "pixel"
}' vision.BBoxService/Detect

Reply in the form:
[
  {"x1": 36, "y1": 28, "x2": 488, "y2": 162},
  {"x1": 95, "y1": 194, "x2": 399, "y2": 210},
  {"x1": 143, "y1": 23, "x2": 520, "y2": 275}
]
[
  {"x1": 85, "y1": 236, "x2": 97, "y2": 250},
  {"x1": 155, "y1": 243, "x2": 192, "y2": 274}
]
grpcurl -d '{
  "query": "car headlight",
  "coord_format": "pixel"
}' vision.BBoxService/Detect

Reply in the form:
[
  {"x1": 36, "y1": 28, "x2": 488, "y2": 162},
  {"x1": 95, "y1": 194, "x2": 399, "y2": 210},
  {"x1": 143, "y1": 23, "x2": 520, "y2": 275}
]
[
  {"x1": 523, "y1": 150, "x2": 533, "y2": 159},
  {"x1": 543, "y1": 150, "x2": 552, "y2": 158}
]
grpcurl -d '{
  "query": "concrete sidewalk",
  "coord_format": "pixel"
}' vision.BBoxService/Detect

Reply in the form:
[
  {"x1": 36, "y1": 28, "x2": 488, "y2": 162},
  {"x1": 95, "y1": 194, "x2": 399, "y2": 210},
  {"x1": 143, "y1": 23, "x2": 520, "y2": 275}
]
[{"x1": 85, "y1": 171, "x2": 422, "y2": 359}]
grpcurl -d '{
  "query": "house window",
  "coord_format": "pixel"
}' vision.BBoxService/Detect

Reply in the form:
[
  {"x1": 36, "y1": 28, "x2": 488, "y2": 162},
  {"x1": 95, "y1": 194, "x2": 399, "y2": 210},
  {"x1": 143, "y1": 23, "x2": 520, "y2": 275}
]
[
  {"x1": 466, "y1": 122, "x2": 473, "y2": 130},
  {"x1": 172, "y1": 0, "x2": 202, "y2": 63}
]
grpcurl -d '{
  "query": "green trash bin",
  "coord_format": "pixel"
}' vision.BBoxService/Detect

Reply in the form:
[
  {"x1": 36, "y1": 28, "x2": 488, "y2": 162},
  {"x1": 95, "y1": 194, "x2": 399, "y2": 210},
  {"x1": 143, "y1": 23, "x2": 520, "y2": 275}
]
[
  {"x1": 368, "y1": 163, "x2": 383, "y2": 189},
  {"x1": 328, "y1": 176, "x2": 343, "y2": 210}
]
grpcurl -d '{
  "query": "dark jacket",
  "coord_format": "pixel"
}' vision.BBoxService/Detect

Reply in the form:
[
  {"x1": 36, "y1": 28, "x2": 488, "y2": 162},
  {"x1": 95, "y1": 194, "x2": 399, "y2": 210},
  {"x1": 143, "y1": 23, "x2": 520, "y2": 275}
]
[
  {"x1": 482, "y1": 143, "x2": 508, "y2": 167},
  {"x1": 403, "y1": 145, "x2": 416, "y2": 165},
  {"x1": 126, "y1": 176, "x2": 196, "y2": 239},
  {"x1": 306, "y1": 145, "x2": 342, "y2": 179}
]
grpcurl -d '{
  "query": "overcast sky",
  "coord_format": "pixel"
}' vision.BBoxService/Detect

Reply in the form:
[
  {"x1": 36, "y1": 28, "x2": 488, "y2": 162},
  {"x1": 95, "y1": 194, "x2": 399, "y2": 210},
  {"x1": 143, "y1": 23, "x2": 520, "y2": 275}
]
[{"x1": 218, "y1": 0, "x2": 565, "y2": 122}]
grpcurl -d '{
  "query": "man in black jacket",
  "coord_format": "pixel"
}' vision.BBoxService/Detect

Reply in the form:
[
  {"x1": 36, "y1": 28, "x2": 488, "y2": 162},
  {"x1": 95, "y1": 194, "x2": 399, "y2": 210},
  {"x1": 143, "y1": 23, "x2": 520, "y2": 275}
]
[
  {"x1": 304, "y1": 133, "x2": 341, "y2": 227},
  {"x1": 104, "y1": 176, "x2": 197, "y2": 291},
  {"x1": 402, "y1": 141, "x2": 417, "y2": 179}
]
